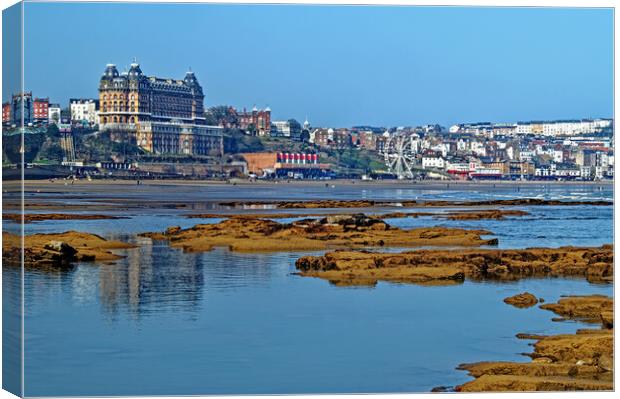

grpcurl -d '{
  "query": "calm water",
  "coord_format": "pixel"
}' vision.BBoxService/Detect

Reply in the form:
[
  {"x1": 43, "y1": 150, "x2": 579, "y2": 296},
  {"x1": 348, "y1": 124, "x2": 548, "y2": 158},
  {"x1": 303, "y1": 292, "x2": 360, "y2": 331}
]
[{"x1": 2, "y1": 183, "x2": 614, "y2": 396}]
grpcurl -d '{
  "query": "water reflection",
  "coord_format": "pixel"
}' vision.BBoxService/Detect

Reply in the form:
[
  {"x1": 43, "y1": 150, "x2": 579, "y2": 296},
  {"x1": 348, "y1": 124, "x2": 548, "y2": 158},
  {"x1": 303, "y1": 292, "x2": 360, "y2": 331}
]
[
  {"x1": 96, "y1": 238, "x2": 204, "y2": 318},
  {"x1": 11, "y1": 183, "x2": 615, "y2": 395}
]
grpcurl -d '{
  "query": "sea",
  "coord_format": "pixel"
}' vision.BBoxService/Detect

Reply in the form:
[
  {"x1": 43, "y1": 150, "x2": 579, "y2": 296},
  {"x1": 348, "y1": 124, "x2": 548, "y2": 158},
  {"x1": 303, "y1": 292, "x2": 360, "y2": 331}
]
[{"x1": 2, "y1": 182, "x2": 614, "y2": 396}]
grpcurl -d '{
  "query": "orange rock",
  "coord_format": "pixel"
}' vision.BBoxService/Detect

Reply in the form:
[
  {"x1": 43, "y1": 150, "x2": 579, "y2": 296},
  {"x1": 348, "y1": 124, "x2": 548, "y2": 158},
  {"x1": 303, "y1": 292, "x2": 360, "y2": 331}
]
[
  {"x1": 504, "y1": 292, "x2": 539, "y2": 308},
  {"x1": 295, "y1": 246, "x2": 613, "y2": 286},
  {"x1": 2, "y1": 231, "x2": 135, "y2": 268},
  {"x1": 455, "y1": 295, "x2": 614, "y2": 392},
  {"x1": 140, "y1": 214, "x2": 496, "y2": 253}
]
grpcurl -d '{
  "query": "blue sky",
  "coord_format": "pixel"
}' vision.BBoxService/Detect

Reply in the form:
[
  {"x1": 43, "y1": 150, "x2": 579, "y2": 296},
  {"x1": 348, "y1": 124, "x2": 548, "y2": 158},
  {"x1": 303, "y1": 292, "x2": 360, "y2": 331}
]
[{"x1": 16, "y1": 2, "x2": 614, "y2": 127}]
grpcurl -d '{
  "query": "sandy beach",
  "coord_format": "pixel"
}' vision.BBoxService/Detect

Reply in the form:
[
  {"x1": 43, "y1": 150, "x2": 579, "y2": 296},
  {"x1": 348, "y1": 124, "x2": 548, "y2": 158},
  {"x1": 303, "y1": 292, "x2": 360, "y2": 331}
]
[{"x1": 3, "y1": 177, "x2": 614, "y2": 191}]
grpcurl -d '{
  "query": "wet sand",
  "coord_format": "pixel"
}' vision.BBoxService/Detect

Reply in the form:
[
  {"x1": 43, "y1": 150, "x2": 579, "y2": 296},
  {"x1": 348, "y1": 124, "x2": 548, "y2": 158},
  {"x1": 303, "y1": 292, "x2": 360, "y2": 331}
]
[
  {"x1": 2, "y1": 179, "x2": 612, "y2": 212},
  {"x1": 4, "y1": 178, "x2": 614, "y2": 189}
]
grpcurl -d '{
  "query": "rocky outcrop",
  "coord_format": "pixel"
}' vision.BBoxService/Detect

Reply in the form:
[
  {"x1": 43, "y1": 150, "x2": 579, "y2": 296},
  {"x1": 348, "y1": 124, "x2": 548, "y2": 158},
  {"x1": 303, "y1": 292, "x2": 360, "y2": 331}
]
[
  {"x1": 2, "y1": 231, "x2": 135, "y2": 268},
  {"x1": 140, "y1": 214, "x2": 496, "y2": 253},
  {"x1": 442, "y1": 210, "x2": 530, "y2": 220},
  {"x1": 219, "y1": 200, "x2": 377, "y2": 209},
  {"x1": 3, "y1": 213, "x2": 127, "y2": 223},
  {"x1": 455, "y1": 295, "x2": 614, "y2": 392},
  {"x1": 539, "y1": 295, "x2": 613, "y2": 324},
  {"x1": 504, "y1": 292, "x2": 539, "y2": 308},
  {"x1": 185, "y1": 209, "x2": 530, "y2": 221},
  {"x1": 295, "y1": 245, "x2": 612, "y2": 286}
]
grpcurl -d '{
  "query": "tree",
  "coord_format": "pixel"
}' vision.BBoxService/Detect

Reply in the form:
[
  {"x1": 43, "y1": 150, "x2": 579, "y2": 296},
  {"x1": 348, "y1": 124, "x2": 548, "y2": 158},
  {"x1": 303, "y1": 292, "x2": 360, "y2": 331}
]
[
  {"x1": 205, "y1": 105, "x2": 238, "y2": 127},
  {"x1": 2, "y1": 132, "x2": 46, "y2": 164},
  {"x1": 223, "y1": 128, "x2": 264, "y2": 154},
  {"x1": 37, "y1": 143, "x2": 64, "y2": 162},
  {"x1": 246, "y1": 123, "x2": 257, "y2": 136},
  {"x1": 288, "y1": 119, "x2": 302, "y2": 140},
  {"x1": 49, "y1": 110, "x2": 61, "y2": 125},
  {"x1": 300, "y1": 129, "x2": 310, "y2": 143},
  {"x1": 46, "y1": 124, "x2": 60, "y2": 138}
]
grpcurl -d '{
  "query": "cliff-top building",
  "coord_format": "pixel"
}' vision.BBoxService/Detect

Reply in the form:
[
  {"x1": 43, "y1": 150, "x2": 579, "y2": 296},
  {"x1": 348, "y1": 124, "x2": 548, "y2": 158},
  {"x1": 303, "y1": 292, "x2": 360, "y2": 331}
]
[
  {"x1": 2, "y1": 92, "x2": 51, "y2": 127},
  {"x1": 70, "y1": 98, "x2": 99, "y2": 127},
  {"x1": 99, "y1": 62, "x2": 222, "y2": 155}
]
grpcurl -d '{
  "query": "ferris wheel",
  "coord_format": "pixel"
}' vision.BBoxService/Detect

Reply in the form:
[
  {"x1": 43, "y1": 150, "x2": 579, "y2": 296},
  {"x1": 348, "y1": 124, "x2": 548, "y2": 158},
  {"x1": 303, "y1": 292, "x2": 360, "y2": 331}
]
[{"x1": 382, "y1": 132, "x2": 418, "y2": 179}]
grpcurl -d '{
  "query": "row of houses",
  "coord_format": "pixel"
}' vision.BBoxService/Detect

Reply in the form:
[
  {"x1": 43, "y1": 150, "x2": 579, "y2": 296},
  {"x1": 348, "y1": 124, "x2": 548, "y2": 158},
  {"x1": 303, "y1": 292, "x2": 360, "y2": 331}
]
[
  {"x1": 419, "y1": 154, "x2": 613, "y2": 180},
  {"x1": 450, "y1": 119, "x2": 612, "y2": 137},
  {"x1": 2, "y1": 92, "x2": 99, "y2": 128}
]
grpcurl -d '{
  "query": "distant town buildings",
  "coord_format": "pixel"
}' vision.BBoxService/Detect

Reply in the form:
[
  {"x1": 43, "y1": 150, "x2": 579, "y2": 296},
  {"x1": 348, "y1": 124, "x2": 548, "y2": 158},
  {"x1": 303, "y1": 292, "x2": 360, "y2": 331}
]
[
  {"x1": 98, "y1": 62, "x2": 222, "y2": 155},
  {"x1": 33, "y1": 97, "x2": 49, "y2": 125},
  {"x1": 236, "y1": 106, "x2": 271, "y2": 136},
  {"x1": 2, "y1": 93, "x2": 52, "y2": 126},
  {"x1": 241, "y1": 152, "x2": 331, "y2": 179},
  {"x1": 70, "y1": 98, "x2": 99, "y2": 127},
  {"x1": 48, "y1": 103, "x2": 61, "y2": 125},
  {"x1": 311, "y1": 128, "x2": 354, "y2": 149},
  {"x1": 3, "y1": 92, "x2": 33, "y2": 126},
  {"x1": 2, "y1": 102, "x2": 10, "y2": 125},
  {"x1": 211, "y1": 105, "x2": 272, "y2": 136},
  {"x1": 1, "y1": 64, "x2": 613, "y2": 182},
  {"x1": 450, "y1": 118, "x2": 612, "y2": 138},
  {"x1": 238, "y1": 106, "x2": 271, "y2": 136},
  {"x1": 271, "y1": 119, "x2": 302, "y2": 139}
]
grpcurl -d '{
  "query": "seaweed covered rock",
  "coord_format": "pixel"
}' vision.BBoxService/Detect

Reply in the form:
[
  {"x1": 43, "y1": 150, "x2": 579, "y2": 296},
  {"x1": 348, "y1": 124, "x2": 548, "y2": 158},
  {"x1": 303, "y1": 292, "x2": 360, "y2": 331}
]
[
  {"x1": 504, "y1": 292, "x2": 539, "y2": 308},
  {"x1": 139, "y1": 214, "x2": 495, "y2": 253},
  {"x1": 2, "y1": 231, "x2": 134, "y2": 268},
  {"x1": 455, "y1": 295, "x2": 614, "y2": 392},
  {"x1": 295, "y1": 246, "x2": 613, "y2": 286}
]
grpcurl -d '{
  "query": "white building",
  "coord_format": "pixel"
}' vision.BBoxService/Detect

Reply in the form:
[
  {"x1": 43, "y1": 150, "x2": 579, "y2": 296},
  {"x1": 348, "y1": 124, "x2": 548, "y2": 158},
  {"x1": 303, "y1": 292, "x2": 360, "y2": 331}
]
[
  {"x1": 422, "y1": 156, "x2": 445, "y2": 169},
  {"x1": 516, "y1": 123, "x2": 533, "y2": 135},
  {"x1": 445, "y1": 161, "x2": 472, "y2": 173},
  {"x1": 470, "y1": 141, "x2": 486, "y2": 156},
  {"x1": 70, "y1": 99, "x2": 99, "y2": 126},
  {"x1": 492, "y1": 124, "x2": 517, "y2": 136},
  {"x1": 48, "y1": 103, "x2": 61, "y2": 125},
  {"x1": 518, "y1": 150, "x2": 535, "y2": 162},
  {"x1": 430, "y1": 143, "x2": 449, "y2": 157},
  {"x1": 271, "y1": 120, "x2": 292, "y2": 137},
  {"x1": 539, "y1": 119, "x2": 612, "y2": 136},
  {"x1": 506, "y1": 146, "x2": 516, "y2": 160}
]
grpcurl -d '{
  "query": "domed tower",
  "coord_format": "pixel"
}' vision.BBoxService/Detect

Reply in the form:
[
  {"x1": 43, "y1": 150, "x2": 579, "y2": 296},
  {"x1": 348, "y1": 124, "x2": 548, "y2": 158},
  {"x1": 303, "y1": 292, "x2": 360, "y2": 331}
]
[
  {"x1": 99, "y1": 64, "x2": 121, "y2": 126},
  {"x1": 183, "y1": 70, "x2": 201, "y2": 90},
  {"x1": 103, "y1": 64, "x2": 119, "y2": 79},
  {"x1": 126, "y1": 62, "x2": 145, "y2": 124},
  {"x1": 128, "y1": 62, "x2": 143, "y2": 79},
  {"x1": 184, "y1": 70, "x2": 205, "y2": 122},
  {"x1": 99, "y1": 64, "x2": 119, "y2": 92}
]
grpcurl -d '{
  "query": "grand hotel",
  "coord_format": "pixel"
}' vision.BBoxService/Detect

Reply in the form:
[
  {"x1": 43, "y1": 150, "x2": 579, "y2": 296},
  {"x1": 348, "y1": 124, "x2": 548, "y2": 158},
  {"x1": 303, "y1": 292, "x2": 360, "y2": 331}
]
[{"x1": 99, "y1": 62, "x2": 222, "y2": 155}]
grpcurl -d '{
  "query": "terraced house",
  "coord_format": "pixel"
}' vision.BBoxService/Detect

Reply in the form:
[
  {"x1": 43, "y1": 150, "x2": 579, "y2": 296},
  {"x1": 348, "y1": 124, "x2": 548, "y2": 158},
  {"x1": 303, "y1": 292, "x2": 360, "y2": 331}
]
[{"x1": 98, "y1": 62, "x2": 222, "y2": 155}]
